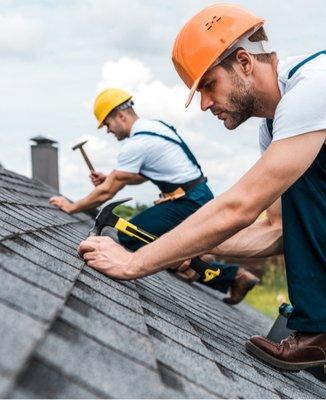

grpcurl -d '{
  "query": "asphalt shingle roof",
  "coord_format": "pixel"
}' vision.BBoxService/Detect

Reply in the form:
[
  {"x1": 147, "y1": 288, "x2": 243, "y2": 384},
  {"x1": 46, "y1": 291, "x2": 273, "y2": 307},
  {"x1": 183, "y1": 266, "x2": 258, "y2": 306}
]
[{"x1": 0, "y1": 168, "x2": 325, "y2": 398}]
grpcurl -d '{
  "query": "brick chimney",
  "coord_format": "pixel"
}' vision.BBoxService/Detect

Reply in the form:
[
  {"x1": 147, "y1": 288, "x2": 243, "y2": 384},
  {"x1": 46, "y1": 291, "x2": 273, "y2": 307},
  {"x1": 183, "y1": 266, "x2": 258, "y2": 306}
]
[{"x1": 30, "y1": 136, "x2": 59, "y2": 191}]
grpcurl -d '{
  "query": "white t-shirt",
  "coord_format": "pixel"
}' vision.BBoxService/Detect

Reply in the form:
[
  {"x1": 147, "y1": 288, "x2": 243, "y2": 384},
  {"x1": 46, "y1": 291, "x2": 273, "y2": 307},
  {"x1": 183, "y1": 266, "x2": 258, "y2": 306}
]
[
  {"x1": 116, "y1": 118, "x2": 202, "y2": 183},
  {"x1": 259, "y1": 52, "x2": 326, "y2": 152}
]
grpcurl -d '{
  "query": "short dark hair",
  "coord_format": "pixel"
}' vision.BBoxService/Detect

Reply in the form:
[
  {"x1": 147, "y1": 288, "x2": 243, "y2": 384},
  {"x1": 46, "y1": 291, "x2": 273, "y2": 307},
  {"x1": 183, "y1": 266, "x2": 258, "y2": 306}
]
[{"x1": 219, "y1": 27, "x2": 276, "y2": 70}]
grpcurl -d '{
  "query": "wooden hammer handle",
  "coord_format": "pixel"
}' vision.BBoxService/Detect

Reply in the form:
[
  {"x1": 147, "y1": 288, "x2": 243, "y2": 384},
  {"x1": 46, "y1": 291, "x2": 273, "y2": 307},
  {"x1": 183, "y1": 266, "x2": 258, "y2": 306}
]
[{"x1": 79, "y1": 147, "x2": 95, "y2": 172}]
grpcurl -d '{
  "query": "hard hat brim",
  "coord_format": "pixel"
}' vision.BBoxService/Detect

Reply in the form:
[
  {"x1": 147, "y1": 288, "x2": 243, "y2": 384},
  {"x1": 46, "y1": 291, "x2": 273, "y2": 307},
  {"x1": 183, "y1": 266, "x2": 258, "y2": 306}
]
[
  {"x1": 94, "y1": 89, "x2": 132, "y2": 129},
  {"x1": 184, "y1": 24, "x2": 266, "y2": 108},
  {"x1": 185, "y1": 77, "x2": 201, "y2": 108},
  {"x1": 184, "y1": 52, "x2": 220, "y2": 108}
]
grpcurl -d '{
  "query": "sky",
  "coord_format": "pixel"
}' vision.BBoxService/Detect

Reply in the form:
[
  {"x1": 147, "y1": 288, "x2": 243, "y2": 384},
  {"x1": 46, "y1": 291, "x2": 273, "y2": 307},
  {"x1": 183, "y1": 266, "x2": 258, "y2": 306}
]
[{"x1": 1, "y1": 0, "x2": 325, "y2": 205}]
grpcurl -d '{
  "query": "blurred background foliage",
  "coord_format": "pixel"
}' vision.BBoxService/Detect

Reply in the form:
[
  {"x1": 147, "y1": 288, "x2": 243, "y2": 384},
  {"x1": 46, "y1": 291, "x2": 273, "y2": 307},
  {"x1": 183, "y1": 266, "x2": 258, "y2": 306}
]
[
  {"x1": 244, "y1": 259, "x2": 290, "y2": 319},
  {"x1": 114, "y1": 202, "x2": 148, "y2": 219}
]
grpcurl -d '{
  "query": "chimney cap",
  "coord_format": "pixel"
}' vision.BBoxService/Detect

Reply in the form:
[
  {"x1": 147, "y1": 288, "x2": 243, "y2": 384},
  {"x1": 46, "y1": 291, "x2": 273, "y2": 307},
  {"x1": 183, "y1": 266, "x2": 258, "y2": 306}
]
[{"x1": 30, "y1": 135, "x2": 58, "y2": 146}]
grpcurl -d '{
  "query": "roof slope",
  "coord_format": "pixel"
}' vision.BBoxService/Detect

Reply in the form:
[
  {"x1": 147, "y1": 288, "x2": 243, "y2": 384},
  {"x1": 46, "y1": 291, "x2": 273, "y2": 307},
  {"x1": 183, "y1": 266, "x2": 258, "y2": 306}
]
[{"x1": 0, "y1": 168, "x2": 325, "y2": 399}]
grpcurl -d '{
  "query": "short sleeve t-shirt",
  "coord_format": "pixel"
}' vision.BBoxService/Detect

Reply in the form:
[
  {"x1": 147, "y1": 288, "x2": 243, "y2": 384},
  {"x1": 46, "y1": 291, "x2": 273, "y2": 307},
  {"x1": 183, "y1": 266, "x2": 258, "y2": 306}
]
[
  {"x1": 259, "y1": 53, "x2": 326, "y2": 153},
  {"x1": 116, "y1": 119, "x2": 202, "y2": 184}
]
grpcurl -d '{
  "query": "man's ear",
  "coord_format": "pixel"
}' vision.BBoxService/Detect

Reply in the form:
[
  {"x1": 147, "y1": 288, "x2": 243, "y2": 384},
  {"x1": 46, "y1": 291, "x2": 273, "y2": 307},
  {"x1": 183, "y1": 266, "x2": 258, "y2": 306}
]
[
  {"x1": 235, "y1": 49, "x2": 254, "y2": 76},
  {"x1": 117, "y1": 110, "x2": 126, "y2": 122}
]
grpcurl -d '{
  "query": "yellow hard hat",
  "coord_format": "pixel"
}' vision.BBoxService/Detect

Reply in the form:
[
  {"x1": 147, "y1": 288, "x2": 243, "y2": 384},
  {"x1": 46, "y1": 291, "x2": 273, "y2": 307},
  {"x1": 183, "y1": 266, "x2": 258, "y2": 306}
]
[{"x1": 93, "y1": 88, "x2": 133, "y2": 129}]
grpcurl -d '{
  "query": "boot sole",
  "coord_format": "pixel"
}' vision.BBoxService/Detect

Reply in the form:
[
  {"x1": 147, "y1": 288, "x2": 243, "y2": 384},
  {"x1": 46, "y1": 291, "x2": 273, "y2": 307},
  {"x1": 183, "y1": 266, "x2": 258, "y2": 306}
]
[
  {"x1": 246, "y1": 341, "x2": 326, "y2": 371},
  {"x1": 223, "y1": 278, "x2": 260, "y2": 305}
]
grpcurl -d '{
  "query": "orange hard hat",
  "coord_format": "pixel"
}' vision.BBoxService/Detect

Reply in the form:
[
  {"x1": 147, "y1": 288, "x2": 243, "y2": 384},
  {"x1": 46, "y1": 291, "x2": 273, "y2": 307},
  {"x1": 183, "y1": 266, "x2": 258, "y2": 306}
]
[{"x1": 172, "y1": 3, "x2": 264, "y2": 107}]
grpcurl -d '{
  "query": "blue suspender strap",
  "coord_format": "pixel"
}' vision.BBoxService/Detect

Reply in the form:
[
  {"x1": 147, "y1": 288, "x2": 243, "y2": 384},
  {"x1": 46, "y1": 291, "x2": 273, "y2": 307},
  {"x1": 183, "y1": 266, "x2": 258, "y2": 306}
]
[
  {"x1": 134, "y1": 121, "x2": 204, "y2": 176},
  {"x1": 133, "y1": 130, "x2": 180, "y2": 145},
  {"x1": 157, "y1": 120, "x2": 178, "y2": 133},
  {"x1": 157, "y1": 120, "x2": 203, "y2": 175},
  {"x1": 266, "y1": 118, "x2": 274, "y2": 137},
  {"x1": 133, "y1": 129, "x2": 205, "y2": 193},
  {"x1": 265, "y1": 50, "x2": 326, "y2": 137},
  {"x1": 288, "y1": 50, "x2": 326, "y2": 79}
]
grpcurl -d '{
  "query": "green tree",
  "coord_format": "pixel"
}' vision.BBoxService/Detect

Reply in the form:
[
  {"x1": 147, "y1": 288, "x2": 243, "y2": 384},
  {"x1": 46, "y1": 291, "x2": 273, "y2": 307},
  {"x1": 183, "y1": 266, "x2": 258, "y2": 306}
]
[{"x1": 114, "y1": 203, "x2": 149, "y2": 220}]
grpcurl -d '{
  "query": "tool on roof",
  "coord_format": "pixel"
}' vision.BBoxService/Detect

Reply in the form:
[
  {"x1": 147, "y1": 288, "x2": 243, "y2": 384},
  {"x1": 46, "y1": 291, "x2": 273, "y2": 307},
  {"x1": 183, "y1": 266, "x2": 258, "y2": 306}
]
[
  {"x1": 267, "y1": 303, "x2": 325, "y2": 382},
  {"x1": 267, "y1": 303, "x2": 294, "y2": 343},
  {"x1": 72, "y1": 140, "x2": 95, "y2": 172},
  {"x1": 89, "y1": 197, "x2": 221, "y2": 285}
]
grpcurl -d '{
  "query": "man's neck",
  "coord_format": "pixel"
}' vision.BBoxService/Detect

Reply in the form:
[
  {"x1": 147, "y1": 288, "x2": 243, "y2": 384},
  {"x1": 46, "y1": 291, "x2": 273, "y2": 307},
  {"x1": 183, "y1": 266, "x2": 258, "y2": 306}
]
[
  {"x1": 127, "y1": 115, "x2": 140, "y2": 136},
  {"x1": 254, "y1": 55, "x2": 281, "y2": 119}
]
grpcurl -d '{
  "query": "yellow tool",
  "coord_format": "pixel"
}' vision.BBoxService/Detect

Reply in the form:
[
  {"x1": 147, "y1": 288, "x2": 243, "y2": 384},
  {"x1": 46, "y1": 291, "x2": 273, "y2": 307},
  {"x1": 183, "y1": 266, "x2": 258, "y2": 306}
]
[{"x1": 90, "y1": 197, "x2": 221, "y2": 284}]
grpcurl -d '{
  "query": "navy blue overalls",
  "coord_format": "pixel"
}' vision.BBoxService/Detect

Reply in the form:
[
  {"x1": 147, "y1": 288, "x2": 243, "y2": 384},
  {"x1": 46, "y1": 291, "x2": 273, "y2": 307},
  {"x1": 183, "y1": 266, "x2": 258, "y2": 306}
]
[
  {"x1": 266, "y1": 51, "x2": 326, "y2": 332},
  {"x1": 118, "y1": 120, "x2": 238, "y2": 292}
]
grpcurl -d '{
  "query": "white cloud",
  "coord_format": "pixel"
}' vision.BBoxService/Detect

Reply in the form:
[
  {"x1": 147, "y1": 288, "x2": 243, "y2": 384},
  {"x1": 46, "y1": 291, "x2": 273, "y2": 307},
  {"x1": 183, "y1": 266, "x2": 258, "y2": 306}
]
[
  {"x1": 1, "y1": 0, "x2": 325, "y2": 204},
  {"x1": 96, "y1": 56, "x2": 201, "y2": 128},
  {"x1": 76, "y1": 0, "x2": 181, "y2": 56},
  {"x1": 60, "y1": 133, "x2": 119, "y2": 195},
  {"x1": 98, "y1": 57, "x2": 152, "y2": 91},
  {"x1": 204, "y1": 150, "x2": 260, "y2": 193},
  {"x1": 0, "y1": 13, "x2": 43, "y2": 58}
]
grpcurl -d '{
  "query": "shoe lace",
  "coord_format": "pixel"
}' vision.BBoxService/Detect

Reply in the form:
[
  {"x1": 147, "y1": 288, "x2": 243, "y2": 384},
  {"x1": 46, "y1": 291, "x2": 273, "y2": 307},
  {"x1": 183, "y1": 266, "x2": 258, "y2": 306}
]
[{"x1": 280, "y1": 331, "x2": 299, "y2": 347}]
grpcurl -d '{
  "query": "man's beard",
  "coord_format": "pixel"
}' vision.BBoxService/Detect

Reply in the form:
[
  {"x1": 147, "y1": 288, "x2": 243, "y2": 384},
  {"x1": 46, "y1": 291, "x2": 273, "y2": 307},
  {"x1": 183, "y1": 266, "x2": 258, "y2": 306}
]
[
  {"x1": 115, "y1": 131, "x2": 128, "y2": 141},
  {"x1": 223, "y1": 73, "x2": 261, "y2": 130}
]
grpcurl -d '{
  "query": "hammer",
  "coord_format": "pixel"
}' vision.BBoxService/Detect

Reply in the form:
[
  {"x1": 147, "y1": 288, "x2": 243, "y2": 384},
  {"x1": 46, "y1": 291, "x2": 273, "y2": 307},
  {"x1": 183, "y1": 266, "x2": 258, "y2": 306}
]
[
  {"x1": 89, "y1": 198, "x2": 221, "y2": 286},
  {"x1": 72, "y1": 140, "x2": 95, "y2": 172}
]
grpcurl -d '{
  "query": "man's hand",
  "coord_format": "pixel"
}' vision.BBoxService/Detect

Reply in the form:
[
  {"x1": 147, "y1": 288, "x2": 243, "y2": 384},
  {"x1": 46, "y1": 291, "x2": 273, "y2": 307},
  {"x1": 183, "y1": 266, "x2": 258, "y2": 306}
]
[
  {"x1": 90, "y1": 171, "x2": 106, "y2": 186},
  {"x1": 173, "y1": 265, "x2": 199, "y2": 282},
  {"x1": 78, "y1": 237, "x2": 199, "y2": 282},
  {"x1": 49, "y1": 196, "x2": 74, "y2": 213},
  {"x1": 78, "y1": 236, "x2": 137, "y2": 280},
  {"x1": 171, "y1": 257, "x2": 213, "y2": 283}
]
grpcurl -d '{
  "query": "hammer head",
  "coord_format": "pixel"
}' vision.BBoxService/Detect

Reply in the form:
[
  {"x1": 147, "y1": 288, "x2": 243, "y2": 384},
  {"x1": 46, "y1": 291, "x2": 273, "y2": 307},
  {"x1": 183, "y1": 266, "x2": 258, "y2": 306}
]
[
  {"x1": 89, "y1": 197, "x2": 132, "y2": 236},
  {"x1": 72, "y1": 140, "x2": 88, "y2": 151}
]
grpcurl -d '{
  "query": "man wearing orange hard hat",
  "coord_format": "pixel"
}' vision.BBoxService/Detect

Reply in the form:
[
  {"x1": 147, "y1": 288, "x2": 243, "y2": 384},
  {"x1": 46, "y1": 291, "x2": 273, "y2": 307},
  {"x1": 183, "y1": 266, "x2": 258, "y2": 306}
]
[{"x1": 78, "y1": 4, "x2": 326, "y2": 372}]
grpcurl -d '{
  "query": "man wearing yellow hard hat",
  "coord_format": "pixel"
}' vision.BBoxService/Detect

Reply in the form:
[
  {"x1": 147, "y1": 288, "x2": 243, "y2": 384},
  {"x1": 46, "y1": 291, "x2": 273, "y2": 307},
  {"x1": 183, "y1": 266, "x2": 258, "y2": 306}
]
[
  {"x1": 78, "y1": 3, "x2": 325, "y2": 372},
  {"x1": 50, "y1": 87, "x2": 260, "y2": 304}
]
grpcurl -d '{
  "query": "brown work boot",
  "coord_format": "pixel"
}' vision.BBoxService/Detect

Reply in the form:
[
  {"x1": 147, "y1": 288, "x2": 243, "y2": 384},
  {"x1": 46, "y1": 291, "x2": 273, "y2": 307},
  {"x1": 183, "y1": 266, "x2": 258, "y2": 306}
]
[
  {"x1": 246, "y1": 332, "x2": 326, "y2": 371},
  {"x1": 223, "y1": 267, "x2": 260, "y2": 305}
]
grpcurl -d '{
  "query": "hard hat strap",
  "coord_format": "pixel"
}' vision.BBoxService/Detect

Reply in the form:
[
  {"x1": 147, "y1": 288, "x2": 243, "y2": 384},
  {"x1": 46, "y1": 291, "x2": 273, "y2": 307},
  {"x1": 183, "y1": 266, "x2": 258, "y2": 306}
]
[
  {"x1": 116, "y1": 99, "x2": 134, "y2": 112},
  {"x1": 209, "y1": 30, "x2": 270, "y2": 71}
]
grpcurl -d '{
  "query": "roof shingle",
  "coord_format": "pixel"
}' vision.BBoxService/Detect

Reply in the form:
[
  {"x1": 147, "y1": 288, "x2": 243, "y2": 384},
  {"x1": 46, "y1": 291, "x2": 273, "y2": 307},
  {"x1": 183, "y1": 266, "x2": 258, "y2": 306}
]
[{"x1": 0, "y1": 168, "x2": 325, "y2": 399}]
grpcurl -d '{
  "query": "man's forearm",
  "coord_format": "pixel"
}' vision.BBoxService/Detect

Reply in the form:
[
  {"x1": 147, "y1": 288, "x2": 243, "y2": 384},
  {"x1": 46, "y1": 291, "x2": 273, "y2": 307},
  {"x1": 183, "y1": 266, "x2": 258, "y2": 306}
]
[
  {"x1": 69, "y1": 171, "x2": 130, "y2": 213},
  {"x1": 210, "y1": 218, "x2": 283, "y2": 259},
  {"x1": 131, "y1": 202, "x2": 282, "y2": 278},
  {"x1": 132, "y1": 190, "x2": 261, "y2": 277},
  {"x1": 68, "y1": 170, "x2": 142, "y2": 214},
  {"x1": 70, "y1": 188, "x2": 113, "y2": 213}
]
